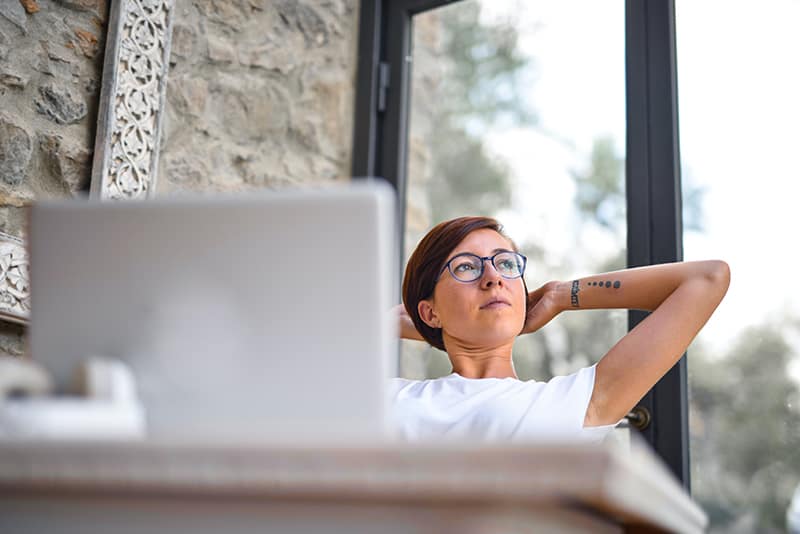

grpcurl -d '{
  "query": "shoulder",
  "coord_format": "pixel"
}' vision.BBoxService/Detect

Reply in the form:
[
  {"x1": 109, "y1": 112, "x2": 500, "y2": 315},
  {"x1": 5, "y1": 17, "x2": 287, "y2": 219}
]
[
  {"x1": 386, "y1": 375, "x2": 445, "y2": 396},
  {"x1": 543, "y1": 365, "x2": 611, "y2": 428},
  {"x1": 563, "y1": 364, "x2": 614, "y2": 429},
  {"x1": 541, "y1": 365, "x2": 598, "y2": 398}
]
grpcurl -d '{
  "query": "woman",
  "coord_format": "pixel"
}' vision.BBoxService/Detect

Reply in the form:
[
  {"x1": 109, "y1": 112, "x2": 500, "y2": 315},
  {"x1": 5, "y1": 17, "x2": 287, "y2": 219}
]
[{"x1": 389, "y1": 216, "x2": 730, "y2": 443}]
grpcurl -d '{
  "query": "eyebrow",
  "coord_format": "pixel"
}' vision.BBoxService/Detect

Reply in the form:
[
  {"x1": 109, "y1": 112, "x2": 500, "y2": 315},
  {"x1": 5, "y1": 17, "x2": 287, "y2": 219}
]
[{"x1": 446, "y1": 248, "x2": 514, "y2": 262}]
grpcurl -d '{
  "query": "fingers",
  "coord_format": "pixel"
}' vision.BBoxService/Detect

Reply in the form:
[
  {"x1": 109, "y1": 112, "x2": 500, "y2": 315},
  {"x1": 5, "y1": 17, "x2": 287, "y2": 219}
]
[
  {"x1": 394, "y1": 303, "x2": 424, "y2": 341},
  {"x1": 523, "y1": 312, "x2": 549, "y2": 335}
]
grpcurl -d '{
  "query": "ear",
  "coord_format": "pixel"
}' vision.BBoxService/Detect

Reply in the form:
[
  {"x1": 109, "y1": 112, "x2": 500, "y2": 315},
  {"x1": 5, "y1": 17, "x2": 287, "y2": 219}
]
[{"x1": 417, "y1": 299, "x2": 441, "y2": 329}]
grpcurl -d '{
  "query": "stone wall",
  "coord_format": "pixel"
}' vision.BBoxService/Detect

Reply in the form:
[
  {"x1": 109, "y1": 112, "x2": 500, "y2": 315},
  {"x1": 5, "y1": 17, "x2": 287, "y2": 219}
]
[
  {"x1": 0, "y1": 0, "x2": 108, "y2": 356},
  {"x1": 159, "y1": 0, "x2": 359, "y2": 193}
]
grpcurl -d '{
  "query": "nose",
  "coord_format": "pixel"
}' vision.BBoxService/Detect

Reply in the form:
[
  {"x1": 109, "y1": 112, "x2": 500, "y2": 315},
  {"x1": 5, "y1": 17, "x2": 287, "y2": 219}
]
[{"x1": 479, "y1": 259, "x2": 504, "y2": 289}]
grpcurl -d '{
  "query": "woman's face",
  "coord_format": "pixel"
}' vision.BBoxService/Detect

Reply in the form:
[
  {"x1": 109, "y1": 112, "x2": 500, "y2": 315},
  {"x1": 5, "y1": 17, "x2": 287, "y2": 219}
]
[{"x1": 419, "y1": 229, "x2": 526, "y2": 349}]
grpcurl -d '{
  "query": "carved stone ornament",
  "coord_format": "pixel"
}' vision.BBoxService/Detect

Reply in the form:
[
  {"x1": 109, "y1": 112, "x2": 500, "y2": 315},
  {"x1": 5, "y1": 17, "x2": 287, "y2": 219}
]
[
  {"x1": 90, "y1": 0, "x2": 175, "y2": 200},
  {"x1": 0, "y1": 232, "x2": 30, "y2": 325}
]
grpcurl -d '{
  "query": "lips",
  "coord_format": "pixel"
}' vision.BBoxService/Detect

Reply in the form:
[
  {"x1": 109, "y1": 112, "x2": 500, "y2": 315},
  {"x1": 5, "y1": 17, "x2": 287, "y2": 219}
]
[{"x1": 480, "y1": 297, "x2": 511, "y2": 310}]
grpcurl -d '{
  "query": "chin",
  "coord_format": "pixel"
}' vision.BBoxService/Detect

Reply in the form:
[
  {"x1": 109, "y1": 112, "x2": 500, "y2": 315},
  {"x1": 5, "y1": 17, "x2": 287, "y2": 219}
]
[
  {"x1": 475, "y1": 322, "x2": 523, "y2": 345},
  {"x1": 481, "y1": 313, "x2": 524, "y2": 330}
]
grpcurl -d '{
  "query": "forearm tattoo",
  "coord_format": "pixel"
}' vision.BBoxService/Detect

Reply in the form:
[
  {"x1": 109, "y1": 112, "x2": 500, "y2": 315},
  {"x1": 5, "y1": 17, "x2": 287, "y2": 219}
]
[
  {"x1": 574, "y1": 279, "x2": 623, "y2": 308},
  {"x1": 587, "y1": 280, "x2": 622, "y2": 289}
]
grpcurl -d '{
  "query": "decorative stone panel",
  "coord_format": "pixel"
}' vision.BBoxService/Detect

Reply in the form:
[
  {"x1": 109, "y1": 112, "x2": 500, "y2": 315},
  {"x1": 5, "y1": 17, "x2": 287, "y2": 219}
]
[
  {"x1": 90, "y1": 0, "x2": 175, "y2": 200},
  {"x1": 0, "y1": 232, "x2": 29, "y2": 325}
]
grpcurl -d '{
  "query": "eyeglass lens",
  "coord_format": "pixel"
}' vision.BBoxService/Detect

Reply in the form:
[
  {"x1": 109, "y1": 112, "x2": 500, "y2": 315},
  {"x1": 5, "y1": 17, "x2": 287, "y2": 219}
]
[{"x1": 449, "y1": 252, "x2": 524, "y2": 282}]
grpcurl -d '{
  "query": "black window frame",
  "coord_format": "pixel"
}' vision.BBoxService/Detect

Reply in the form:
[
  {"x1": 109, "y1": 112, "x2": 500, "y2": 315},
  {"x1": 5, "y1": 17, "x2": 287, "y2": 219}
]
[{"x1": 352, "y1": 0, "x2": 688, "y2": 489}]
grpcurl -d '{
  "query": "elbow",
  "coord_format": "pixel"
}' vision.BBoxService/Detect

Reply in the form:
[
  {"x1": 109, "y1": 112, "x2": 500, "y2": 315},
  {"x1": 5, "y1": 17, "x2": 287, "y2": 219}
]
[{"x1": 704, "y1": 259, "x2": 731, "y2": 294}]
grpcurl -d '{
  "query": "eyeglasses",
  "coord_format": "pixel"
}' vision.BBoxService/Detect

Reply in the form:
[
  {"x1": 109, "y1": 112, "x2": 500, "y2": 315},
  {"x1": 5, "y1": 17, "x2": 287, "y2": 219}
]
[{"x1": 439, "y1": 251, "x2": 527, "y2": 283}]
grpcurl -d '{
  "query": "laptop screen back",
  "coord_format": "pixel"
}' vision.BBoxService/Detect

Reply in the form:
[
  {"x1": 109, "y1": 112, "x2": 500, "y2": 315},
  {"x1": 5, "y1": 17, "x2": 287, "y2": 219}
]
[{"x1": 28, "y1": 183, "x2": 397, "y2": 443}]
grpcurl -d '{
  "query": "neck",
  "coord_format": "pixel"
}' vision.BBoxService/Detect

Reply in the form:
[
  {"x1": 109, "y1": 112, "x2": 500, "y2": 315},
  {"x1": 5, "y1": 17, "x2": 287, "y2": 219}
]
[{"x1": 444, "y1": 336, "x2": 517, "y2": 379}]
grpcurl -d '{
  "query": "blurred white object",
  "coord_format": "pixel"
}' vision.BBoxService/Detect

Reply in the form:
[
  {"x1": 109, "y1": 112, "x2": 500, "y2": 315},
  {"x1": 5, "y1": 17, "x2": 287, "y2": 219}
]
[
  {"x1": 0, "y1": 357, "x2": 145, "y2": 440},
  {"x1": 76, "y1": 357, "x2": 140, "y2": 403},
  {"x1": 789, "y1": 483, "x2": 800, "y2": 534}
]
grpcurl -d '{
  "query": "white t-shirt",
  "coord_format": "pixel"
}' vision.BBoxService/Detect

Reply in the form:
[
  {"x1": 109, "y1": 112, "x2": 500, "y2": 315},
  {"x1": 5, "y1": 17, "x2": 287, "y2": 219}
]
[{"x1": 387, "y1": 364, "x2": 615, "y2": 444}]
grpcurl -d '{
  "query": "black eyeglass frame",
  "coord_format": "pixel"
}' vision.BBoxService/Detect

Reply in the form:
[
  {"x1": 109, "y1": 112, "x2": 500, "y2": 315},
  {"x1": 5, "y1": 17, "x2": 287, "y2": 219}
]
[{"x1": 438, "y1": 251, "x2": 528, "y2": 283}]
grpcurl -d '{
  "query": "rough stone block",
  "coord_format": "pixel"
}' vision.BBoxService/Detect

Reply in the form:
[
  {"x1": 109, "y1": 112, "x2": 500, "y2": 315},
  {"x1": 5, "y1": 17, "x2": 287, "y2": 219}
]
[
  {"x1": 34, "y1": 83, "x2": 87, "y2": 125},
  {"x1": 170, "y1": 24, "x2": 197, "y2": 60},
  {"x1": 207, "y1": 34, "x2": 237, "y2": 64},
  {"x1": 0, "y1": 0, "x2": 27, "y2": 33},
  {"x1": 194, "y1": 0, "x2": 249, "y2": 28},
  {"x1": 73, "y1": 27, "x2": 100, "y2": 58},
  {"x1": 39, "y1": 134, "x2": 92, "y2": 194},
  {"x1": 163, "y1": 154, "x2": 210, "y2": 188},
  {"x1": 238, "y1": 42, "x2": 295, "y2": 74},
  {"x1": 167, "y1": 74, "x2": 208, "y2": 117},
  {"x1": 275, "y1": 0, "x2": 328, "y2": 47},
  {"x1": 0, "y1": 191, "x2": 31, "y2": 207},
  {"x1": 0, "y1": 325, "x2": 25, "y2": 357},
  {"x1": 0, "y1": 71, "x2": 26, "y2": 89},
  {"x1": 208, "y1": 76, "x2": 289, "y2": 142},
  {"x1": 0, "y1": 116, "x2": 32, "y2": 186},
  {"x1": 53, "y1": 0, "x2": 103, "y2": 13},
  {"x1": 20, "y1": 0, "x2": 39, "y2": 15}
]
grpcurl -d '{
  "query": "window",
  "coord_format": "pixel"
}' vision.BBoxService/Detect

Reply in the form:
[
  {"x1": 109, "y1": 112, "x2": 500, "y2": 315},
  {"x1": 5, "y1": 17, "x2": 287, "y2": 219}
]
[
  {"x1": 677, "y1": 1, "x2": 800, "y2": 529},
  {"x1": 354, "y1": 0, "x2": 687, "y2": 485}
]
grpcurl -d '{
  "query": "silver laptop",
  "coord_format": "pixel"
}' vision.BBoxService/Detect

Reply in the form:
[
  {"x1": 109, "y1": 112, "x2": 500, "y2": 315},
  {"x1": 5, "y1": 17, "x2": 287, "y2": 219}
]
[{"x1": 27, "y1": 182, "x2": 397, "y2": 444}]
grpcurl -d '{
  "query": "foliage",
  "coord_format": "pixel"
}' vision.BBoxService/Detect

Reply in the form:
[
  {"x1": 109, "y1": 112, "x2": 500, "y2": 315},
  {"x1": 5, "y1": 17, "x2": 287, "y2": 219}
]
[
  {"x1": 433, "y1": 2, "x2": 535, "y2": 130},
  {"x1": 690, "y1": 326, "x2": 800, "y2": 532},
  {"x1": 424, "y1": 1, "x2": 535, "y2": 224},
  {"x1": 570, "y1": 135, "x2": 707, "y2": 239},
  {"x1": 427, "y1": 133, "x2": 512, "y2": 224},
  {"x1": 571, "y1": 136, "x2": 625, "y2": 235}
]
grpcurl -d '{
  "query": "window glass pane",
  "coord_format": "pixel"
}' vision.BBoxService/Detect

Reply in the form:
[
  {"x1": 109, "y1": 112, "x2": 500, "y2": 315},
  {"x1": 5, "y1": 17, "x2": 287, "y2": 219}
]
[
  {"x1": 677, "y1": 2, "x2": 800, "y2": 531},
  {"x1": 403, "y1": 0, "x2": 627, "y2": 387}
]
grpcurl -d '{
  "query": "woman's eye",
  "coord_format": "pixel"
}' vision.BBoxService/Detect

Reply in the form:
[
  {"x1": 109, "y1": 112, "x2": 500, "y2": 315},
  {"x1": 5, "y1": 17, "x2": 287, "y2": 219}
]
[
  {"x1": 497, "y1": 259, "x2": 516, "y2": 271},
  {"x1": 454, "y1": 262, "x2": 476, "y2": 272}
]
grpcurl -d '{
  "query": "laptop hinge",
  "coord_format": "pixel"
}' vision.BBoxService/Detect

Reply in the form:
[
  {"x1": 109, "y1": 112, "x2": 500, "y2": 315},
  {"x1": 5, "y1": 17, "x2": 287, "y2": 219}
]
[{"x1": 377, "y1": 61, "x2": 390, "y2": 113}]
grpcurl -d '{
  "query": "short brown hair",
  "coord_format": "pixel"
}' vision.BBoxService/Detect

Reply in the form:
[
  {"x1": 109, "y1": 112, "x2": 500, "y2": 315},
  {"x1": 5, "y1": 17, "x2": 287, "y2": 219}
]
[{"x1": 402, "y1": 216, "x2": 524, "y2": 351}]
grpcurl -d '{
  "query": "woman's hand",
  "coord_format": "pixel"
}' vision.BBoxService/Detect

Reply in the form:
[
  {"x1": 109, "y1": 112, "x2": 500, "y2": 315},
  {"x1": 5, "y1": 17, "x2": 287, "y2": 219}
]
[
  {"x1": 394, "y1": 303, "x2": 425, "y2": 341},
  {"x1": 520, "y1": 281, "x2": 564, "y2": 335}
]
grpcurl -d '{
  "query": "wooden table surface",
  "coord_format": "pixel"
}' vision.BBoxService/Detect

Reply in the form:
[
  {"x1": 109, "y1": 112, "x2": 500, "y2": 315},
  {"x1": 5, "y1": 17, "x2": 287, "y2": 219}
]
[{"x1": 0, "y1": 438, "x2": 707, "y2": 533}]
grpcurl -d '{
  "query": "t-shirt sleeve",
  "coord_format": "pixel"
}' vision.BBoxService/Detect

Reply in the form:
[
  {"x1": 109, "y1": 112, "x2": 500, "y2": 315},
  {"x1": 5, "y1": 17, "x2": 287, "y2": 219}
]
[
  {"x1": 573, "y1": 364, "x2": 617, "y2": 442},
  {"x1": 540, "y1": 364, "x2": 616, "y2": 443}
]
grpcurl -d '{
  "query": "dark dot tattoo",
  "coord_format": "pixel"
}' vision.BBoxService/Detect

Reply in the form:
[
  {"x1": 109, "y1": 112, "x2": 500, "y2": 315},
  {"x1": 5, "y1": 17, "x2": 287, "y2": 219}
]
[{"x1": 591, "y1": 280, "x2": 621, "y2": 289}]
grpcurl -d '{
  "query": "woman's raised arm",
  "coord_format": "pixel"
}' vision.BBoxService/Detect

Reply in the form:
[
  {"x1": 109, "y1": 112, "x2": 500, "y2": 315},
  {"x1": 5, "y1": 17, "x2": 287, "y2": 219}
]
[
  {"x1": 395, "y1": 304, "x2": 425, "y2": 341},
  {"x1": 529, "y1": 260, "x2": 730, "y2": 427}
]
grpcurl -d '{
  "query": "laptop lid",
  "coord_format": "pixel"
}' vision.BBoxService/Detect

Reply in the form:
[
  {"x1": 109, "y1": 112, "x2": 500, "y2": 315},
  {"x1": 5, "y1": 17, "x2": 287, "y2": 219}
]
[{"x1": 28, "y1": 182, "x2": 398, "y2": 443}]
